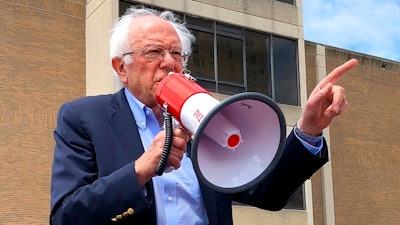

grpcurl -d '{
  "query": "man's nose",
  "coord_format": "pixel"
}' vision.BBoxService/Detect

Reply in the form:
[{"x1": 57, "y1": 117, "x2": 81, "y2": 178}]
[
  {"x1": 161, "y1": 50, "x2": 176, "y2": 61},
  {"x1": 160, "y1": 51, "x2": 178, "y2": 69}
]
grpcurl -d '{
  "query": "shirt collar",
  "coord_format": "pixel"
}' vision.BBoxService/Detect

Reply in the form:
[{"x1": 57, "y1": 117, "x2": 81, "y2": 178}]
[{"x1": 124, "y1": 88, "x2": 154, "y2": 129}]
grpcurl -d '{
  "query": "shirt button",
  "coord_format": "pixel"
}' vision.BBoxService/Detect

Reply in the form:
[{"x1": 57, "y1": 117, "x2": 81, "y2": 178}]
[{"x1": 167, "y1": 196, "x2": 173, "y2": 201}]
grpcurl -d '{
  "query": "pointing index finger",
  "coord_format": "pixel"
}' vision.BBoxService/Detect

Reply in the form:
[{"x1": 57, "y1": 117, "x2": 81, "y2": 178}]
[{"x1": 320, "y1": 59, "x2": 358, "y2": 87}]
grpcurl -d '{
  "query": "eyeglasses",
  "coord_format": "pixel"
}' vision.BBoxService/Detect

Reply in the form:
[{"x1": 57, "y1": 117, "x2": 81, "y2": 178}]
[{"x1": 122, "y1": 45, "x2": 189, "y2": 63}]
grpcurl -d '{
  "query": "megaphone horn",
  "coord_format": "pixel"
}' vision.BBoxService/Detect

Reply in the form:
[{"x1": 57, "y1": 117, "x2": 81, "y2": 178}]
[{"x1": 156, "y1": 72, "x2": 286, "y2": 193}]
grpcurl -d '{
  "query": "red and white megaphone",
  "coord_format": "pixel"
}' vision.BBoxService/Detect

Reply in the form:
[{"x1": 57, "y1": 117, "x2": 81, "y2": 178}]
[{"x1": 156, "y1": 72, "x2": 286, "y2": 193}]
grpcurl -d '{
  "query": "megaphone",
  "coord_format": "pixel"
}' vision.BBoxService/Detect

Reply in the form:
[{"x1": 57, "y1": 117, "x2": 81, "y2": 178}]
[{"x1": 155, "y1": 72, "x2": 286, "y2": 193}]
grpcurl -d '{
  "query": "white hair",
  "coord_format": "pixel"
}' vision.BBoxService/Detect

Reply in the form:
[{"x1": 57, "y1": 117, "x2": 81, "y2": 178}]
[{"x1": 109, "y1": 5, "x2": 195, "y2": 66}]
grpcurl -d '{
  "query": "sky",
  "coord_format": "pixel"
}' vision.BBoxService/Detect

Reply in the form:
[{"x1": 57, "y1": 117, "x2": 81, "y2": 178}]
[{"x1": 302, "y1": 0, "x2": 400, "y2": 62}]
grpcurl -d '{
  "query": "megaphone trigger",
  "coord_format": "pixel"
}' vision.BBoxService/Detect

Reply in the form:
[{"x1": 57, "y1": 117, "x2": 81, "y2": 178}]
[{"x1": 172, "y1": 116, "x2": 182, "y2": 129}]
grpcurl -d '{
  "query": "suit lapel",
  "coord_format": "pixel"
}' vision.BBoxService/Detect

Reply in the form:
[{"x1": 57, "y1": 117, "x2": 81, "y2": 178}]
[
  {"x1": 106, "y1": 89, "x2": 145, "y2": 161},
  {"x1": 107, "y1": 89, "x2": 157, "y2": 220}
]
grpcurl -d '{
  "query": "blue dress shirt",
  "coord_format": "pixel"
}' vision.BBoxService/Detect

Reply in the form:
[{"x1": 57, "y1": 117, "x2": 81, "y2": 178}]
[{"x1": 125, "y1": 89, "x2": 209, "y2": 225}]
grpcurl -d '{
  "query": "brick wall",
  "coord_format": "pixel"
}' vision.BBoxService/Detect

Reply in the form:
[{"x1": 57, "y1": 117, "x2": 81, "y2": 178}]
[
  {"x1": 0, "y1": 0, "x2": 85, "y2": 224},
  {"x1": 305, "y1": 42, "x2": 400, "y2": 225}
]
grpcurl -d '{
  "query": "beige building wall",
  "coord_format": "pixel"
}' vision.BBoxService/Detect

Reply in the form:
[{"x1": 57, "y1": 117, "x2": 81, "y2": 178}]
[{"x1": 86, "y1": 0, "x2": 122, "y2": 95}]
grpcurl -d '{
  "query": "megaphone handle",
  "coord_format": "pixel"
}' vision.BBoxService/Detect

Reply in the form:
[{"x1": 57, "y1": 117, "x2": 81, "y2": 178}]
[{"x1": 155, "y1": 112, "x2": 173, "y2": 176}]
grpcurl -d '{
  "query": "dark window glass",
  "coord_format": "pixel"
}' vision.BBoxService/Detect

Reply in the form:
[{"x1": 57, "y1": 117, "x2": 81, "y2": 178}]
[
  {"x1": 284, "y1": 186, "x2": 304, "y2": 209},
  {"x1": 186, "y1": 15, "x2": 216, "y2": 92},
  {"x1": 217, "y1": 35, "x2": 244, "y2": 94},
  {"x1": 272, "y1": 36, "x2": 299, "y2": 105},
  {"x1": 216, "y1": 24, "x2": 243, "y2": 38},
  {"x1": 119, "y1": 1, "x2": 131, "y2": 15},
  {"x1": 276, "y1": 0, "x2": 295, "y2": 5},
  {"x1": 187, "y1": 29, "x2": 216, "y2": 91},
  {"x1": 215, "y1": 24, "x2": 245, "y2": 95},
  {"x1": 245, "y1": 30, "x2": 272, "y2": 96},
  {"x1": 186, "y1": 15, "x2": 214, "y2": 31}
]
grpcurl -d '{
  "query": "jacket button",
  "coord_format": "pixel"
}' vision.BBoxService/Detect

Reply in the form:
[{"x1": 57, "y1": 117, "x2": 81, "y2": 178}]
[{"x1": 127, "y1": 208, "x2": 134, "y2": 215}]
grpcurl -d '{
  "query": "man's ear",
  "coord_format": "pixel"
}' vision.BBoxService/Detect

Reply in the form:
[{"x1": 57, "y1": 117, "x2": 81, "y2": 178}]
[{"x1": 111, "y1": 57, "x2": 128, "y2": 84}]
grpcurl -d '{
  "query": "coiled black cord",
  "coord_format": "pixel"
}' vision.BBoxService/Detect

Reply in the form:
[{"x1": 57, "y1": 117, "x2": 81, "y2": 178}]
[{"x1": 155, "y1": 112, "x2": 173, "y2": 176}]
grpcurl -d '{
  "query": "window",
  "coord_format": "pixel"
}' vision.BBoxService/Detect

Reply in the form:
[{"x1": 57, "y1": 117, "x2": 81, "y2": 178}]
[
  {"x1": 276, "y1": 0, "x2": 295, "y2": 5},
  {"x1": 245, "y1": 30, "x2": 272, "y2": 96},
  {"x1": 272, "y1": 36, "x2": 299, "y2": 105},
  {"x1": 216, "y1": 24, "x2": 245, "y2": 94},
  {"x1": 186, "y1": 16, "x2": 299, "y2": 106},
  {"x1": 186, "y1": 18, "x2": 216, "y2": 92}
]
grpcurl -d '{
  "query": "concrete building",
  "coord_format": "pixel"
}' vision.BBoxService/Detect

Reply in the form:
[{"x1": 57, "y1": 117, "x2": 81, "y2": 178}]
[{"x1": 0, "y1": 0, "x2": 398, "y2": 224}]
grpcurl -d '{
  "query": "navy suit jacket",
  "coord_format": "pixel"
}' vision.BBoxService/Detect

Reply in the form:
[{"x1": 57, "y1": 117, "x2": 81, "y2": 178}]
[{"x1": 50, "y1": 89, "x2": 328, "y2": 225}]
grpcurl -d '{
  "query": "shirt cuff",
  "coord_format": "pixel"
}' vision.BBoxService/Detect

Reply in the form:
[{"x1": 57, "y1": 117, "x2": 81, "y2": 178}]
[{"x1": 293, "y1": 123, "x2": 323, "y2": 155}]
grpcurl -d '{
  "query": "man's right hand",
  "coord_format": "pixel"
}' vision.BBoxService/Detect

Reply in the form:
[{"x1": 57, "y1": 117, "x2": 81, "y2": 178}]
[{"x1": 134, "y1": 128, "x2": 190, "y2": 186}]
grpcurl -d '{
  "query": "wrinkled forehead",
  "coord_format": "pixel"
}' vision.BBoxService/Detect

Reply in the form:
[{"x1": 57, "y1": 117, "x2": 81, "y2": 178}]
[{"x1": 128, "y1": 16, "x2": 181, "y2": 48}]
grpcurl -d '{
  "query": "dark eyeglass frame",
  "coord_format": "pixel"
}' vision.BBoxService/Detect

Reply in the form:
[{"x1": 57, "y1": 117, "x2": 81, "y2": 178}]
[{"x1": 122, "y1": 45, "x2": 189, "y2": 63}]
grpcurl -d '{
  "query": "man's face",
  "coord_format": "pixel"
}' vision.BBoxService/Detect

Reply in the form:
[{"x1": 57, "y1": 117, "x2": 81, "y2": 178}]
[{"x1": 118, "y1": 16, "x2": 184, "y2": 109}]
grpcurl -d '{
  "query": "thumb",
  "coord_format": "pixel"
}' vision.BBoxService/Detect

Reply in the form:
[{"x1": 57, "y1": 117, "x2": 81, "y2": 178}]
[{"x1": 309, "y1": 83, "x2": 333, "y2": 107}]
